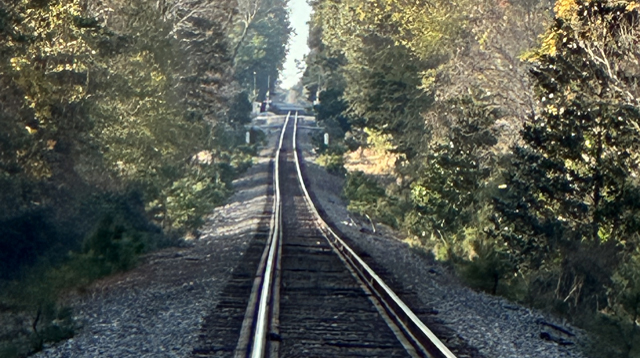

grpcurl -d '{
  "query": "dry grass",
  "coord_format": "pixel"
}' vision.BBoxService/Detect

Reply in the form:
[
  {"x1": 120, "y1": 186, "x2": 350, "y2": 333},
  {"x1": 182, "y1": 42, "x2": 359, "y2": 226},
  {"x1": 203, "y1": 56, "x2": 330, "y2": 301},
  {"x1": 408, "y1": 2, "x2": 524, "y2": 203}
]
[{"x1": 344, "y1": 147, "x2": 398, "y2": 175}]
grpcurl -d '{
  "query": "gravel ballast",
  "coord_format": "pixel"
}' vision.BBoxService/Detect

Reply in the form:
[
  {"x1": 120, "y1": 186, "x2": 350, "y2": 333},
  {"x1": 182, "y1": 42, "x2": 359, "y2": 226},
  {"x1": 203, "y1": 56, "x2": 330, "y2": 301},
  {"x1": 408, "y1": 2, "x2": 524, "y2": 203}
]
[
  {"x1": 33, "y1": 125, "x2": 283, "y2": 358},
  {"x1": 295, "y1": 117, "x2": 589, "y2": 358},
  {"x1": 34, "y1": 115, "x2": 589, "y2": 358}
]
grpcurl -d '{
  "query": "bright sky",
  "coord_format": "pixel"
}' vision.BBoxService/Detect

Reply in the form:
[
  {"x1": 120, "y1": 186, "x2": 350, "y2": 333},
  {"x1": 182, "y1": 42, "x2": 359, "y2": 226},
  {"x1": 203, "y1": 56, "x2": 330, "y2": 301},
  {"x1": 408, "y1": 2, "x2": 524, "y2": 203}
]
[{"x1": 280, "y1": 0, "x2": 312, "y2": 89}]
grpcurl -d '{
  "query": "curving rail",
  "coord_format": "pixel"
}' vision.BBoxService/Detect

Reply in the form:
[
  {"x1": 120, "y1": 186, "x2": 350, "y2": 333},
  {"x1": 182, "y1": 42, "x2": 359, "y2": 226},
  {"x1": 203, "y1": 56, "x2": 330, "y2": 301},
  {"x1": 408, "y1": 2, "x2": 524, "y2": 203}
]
[
  {"x1": 234, "y1": 111, "x2": 457, "y2": 358},
  {"x1": 234, "y1": 112, "x2": 289, "y2": 358}
]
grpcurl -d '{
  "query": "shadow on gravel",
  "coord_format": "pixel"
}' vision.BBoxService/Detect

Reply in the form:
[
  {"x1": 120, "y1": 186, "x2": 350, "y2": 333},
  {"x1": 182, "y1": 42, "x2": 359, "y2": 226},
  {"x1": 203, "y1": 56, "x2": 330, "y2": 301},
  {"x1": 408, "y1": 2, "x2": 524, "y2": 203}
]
[
  {"x1": 295, "y1": 140, "x2": 486, "y2": 358},
  {"x1": 227, "y1": 171, "x2": 270, "y2": 204},
  {"x1": 191, "y1": 160, "x2": 275, "y2": 358}
]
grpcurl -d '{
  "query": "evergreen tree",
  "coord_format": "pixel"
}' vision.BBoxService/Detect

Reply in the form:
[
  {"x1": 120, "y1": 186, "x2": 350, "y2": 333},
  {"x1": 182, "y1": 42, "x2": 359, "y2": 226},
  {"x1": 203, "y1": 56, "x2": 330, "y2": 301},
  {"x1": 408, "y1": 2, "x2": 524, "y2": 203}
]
[
  {"x1": 410, "y1": 95, "x2": 499, "y2": 258},
  {"x1": 495, "y1": 0, "x2": 640, "y2": 309}
]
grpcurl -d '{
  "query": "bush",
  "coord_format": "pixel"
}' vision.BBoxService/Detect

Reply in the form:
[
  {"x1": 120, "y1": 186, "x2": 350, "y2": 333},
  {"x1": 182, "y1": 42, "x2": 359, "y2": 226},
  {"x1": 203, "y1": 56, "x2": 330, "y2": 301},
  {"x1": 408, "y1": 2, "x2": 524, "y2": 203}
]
[
  {"x1": 0, "y1": 210, "x2": 57, "y2": 281},
  {"x1": 344, "y1": 171, "x2": 385, "y2": 203},
  {"x1": 317, "y1": 153, "x2": 346, "y2": 176},
  {"x1": 458, "y1": 237, "x2": 513, "y2": 296},
  {"x1": 342, "y1": 171, "x2": 403, "y2": 228},
  {"x1": 81, "y1": 214, "x2": 145, "y2": 273},
  {"x1": 1, "y1": 267, "x2": 76, "y2": 358},
  {"x1": 578, "y1": 311, "x2": 640, "y2": 358},
  {"x1": 0, "y1": 211, "x2": 150, "y2": 358}
]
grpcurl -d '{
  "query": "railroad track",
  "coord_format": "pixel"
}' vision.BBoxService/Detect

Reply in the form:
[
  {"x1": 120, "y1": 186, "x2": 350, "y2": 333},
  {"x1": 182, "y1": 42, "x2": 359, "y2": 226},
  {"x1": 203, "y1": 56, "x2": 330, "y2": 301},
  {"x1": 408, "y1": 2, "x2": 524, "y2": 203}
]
[{"x1": 193, "y1": 112, "x2": 457, "y2": 358}]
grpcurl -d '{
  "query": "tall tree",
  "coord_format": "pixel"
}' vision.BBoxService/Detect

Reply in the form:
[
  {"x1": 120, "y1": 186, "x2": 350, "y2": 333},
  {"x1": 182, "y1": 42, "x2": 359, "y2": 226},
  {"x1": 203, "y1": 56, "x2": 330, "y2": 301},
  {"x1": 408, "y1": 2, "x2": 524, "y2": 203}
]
[
  {"x1": 410, "y1": 95, "x2": 499, "y2": 255},
  {"x1": 233, "y1": 0, "x2": 291, "y2": 101},
  {"x1": 495, "y1": 0, "x2": 640, "y2": 309}
]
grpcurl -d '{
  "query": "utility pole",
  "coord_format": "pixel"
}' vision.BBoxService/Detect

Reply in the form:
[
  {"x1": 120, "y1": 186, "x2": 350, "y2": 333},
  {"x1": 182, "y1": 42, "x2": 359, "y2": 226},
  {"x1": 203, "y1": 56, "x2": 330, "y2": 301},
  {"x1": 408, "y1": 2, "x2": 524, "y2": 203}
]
[
  {"x1": 266, "y1": 75, "x2": 270, "y2": 99},
  {"x1": 314, "y1": 73, "x2": 321, "y2": 105},
  {"x1": 266, "y1": 74, "x2": 271, "y2": 111},
  {"x1": 253, "y1": 71, "x2": 257, "y2": 102}
]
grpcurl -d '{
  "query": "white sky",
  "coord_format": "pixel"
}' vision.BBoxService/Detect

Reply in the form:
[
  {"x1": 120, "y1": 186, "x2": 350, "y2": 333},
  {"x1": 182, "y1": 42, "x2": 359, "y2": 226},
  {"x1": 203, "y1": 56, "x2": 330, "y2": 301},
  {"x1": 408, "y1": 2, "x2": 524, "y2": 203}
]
[{"x1": 280, "y1": 0, "x2": 312, "y2": 89}]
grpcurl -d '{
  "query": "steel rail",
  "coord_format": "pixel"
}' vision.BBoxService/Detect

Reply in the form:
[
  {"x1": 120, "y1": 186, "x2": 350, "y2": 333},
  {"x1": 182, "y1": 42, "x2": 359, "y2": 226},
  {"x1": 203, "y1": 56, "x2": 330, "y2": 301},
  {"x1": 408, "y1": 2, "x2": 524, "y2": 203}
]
[
  {"x1": 234, "y1": 112, "x2": 290, "y2": 358},
  {"x1": 291, "y1": 113, "x2": 457, "y2": 358}
]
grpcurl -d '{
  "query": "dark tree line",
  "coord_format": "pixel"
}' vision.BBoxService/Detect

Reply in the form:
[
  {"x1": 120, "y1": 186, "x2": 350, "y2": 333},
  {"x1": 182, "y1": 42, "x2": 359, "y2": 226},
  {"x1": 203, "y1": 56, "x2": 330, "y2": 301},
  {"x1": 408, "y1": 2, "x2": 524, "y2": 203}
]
[{"x1": 0, "y1": 0, "x2": 290, "y2": 354}]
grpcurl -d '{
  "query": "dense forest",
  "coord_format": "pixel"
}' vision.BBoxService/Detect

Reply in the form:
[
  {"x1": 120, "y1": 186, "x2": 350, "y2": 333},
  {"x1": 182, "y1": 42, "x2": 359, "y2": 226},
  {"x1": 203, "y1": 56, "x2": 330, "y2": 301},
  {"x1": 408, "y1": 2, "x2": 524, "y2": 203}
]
[
  {"x1": 303, "y1": 0, "x2": 640, "y2": 356},
  {"x1": 0, "y1": 0, "x2": 289, "y2": 355}
]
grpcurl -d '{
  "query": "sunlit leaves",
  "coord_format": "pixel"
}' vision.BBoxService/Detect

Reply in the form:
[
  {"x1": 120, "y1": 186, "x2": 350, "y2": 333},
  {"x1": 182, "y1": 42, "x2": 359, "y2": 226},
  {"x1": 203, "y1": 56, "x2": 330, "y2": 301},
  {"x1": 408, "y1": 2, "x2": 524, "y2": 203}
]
[
  {"x1": 496, "y1": 0, "x2": 640, "y2": 313},
  {"x1": 0, "y1": 0, "x2": 270, "y2": 232},
  {"x1": 410, "y1": 96, "x2": 499, "y2": 249},
  {"x1": 2, "y1": 0, "x2": 99, "y2": 179},
  {"x1": 9, "y1": 0, "x2": 94, "y2": 122}
]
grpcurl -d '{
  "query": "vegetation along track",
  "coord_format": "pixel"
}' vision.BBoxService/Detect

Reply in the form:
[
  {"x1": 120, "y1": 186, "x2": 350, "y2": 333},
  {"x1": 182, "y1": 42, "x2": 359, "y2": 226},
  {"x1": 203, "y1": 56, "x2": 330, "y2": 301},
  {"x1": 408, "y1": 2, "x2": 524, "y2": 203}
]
[{"x1": 194, "y1": 112, "x2": 458, "y2": 358}]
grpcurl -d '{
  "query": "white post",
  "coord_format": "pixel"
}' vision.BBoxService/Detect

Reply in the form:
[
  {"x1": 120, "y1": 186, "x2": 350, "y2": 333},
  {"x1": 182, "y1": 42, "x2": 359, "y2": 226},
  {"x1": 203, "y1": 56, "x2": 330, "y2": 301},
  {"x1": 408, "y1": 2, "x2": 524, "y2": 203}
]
[
  {"x1": 324, "y1": 133, "x2": 329, "y2": 145},
  {"x1": 246, "y1": 131, "x2": 251, "y2": 144}
]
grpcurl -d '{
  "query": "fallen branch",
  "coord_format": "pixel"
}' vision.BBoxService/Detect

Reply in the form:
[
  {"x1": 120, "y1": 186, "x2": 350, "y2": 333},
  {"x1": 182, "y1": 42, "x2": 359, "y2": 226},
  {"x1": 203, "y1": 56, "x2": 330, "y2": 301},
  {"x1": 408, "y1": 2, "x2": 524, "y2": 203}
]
[{"x1": 536, "y1": 318, "x2": 575, "y2": 337}]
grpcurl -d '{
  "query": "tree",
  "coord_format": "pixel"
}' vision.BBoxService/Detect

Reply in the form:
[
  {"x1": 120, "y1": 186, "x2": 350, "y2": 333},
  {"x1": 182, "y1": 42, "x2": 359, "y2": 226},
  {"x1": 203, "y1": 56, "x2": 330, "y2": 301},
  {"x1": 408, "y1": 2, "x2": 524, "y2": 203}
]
[
  {"x1": 4, "y1": 0, "x2": 100, "y2": 180},
  {"x1": 0, "y1": 0, "x2": 288, "y2": 285},
  {"x1": 307, "y1": 0, "x2": 433, "y2": 158},
  {"x1": 233, "y1": 0, "x2": 291, "y2": 100},
  {"x1": 495, "y1": 0, "x2": 640, "y2": 310},
  {"x1": 231, "y1": 0, "x2": 263, "y2": 62},
  {"x1": 433, "y1": 0, "x2": 551, "y2": 148},
  {"x1": 84, "y1": 0, "x2": 243, "y2": 231},
  {"x1": 409, "y1": 95, "x2": 499, "y2": 258}
]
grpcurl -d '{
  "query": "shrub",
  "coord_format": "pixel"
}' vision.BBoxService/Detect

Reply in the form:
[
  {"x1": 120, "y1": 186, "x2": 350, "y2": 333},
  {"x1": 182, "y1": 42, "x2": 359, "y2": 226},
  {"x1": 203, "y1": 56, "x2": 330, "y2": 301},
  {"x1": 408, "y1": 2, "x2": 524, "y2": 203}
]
[
  {"x1": 1, "y1": 266, "x2": 76, "y2": 358},
  {"x1": 344, "y1": 171, "x2": 385, "y2": 204},
  {"x1": 81, "y1": 214, "x2": 145, "y2": 273},
  {"x1": 342, "y1": 171, "x2": 403, "y2": 227},
  {"x1": 317, "y1": 153, "x2": 346, "y2": 176},
  {"x1": 0, "y1": 210, "x2": 57, "y2": 281},
  {"x1": 459, "y1": 236, "x2": 513, "y2": 296}
]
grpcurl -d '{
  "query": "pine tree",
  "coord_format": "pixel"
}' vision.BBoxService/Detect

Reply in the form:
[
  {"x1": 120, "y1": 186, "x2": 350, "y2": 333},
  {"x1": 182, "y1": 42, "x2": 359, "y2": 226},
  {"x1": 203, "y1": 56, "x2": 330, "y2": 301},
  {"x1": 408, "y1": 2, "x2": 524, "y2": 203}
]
[
  {"x1": 410, "y1": 94, "x2": 499, "y2": 258},
  {"x1": 495, "y1": 0, "x2": 640, "y2": 309}
]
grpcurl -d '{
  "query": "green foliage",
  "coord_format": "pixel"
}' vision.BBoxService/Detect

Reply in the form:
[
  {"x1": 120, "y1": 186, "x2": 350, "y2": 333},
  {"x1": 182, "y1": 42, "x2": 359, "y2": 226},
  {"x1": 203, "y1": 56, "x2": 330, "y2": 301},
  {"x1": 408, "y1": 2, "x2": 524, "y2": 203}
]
[
  {"x1": 233, "y1": 0, "x2": 291, "y2": 100},
  {"x1": 304, "y1": 0, "x2": 640, "y2": 355},
  {"x1": 495, "y1": 0, "x2": 640, "y2": 314},
  {"x1": 1, "y1": 267, "x2": 77, "y2": 358},
  {"x1": 490, "y1": 0, "x2": 640, "y2": 353},
  {"x1": 228, "y1": 91, "x2": 253, "y2": 128},
  {"x1": 0, "y1": 0, "x2": 278, "y2": 243},
  {"x1": 458, "y1": 227, "x2": 515, "y2": 296},
  {"x1": 316, "y1": 152, "x2": 346, "y2": 177},
  {"x1": 409, "y1": 95, "x2": 499, "y2": 258},
  {"x1": 344, "y1": 171, "x2": 385, "y2": 209},
  {"x1": 0, "y1": 0, "x2": 289, "y2": 353},
  {"x1": 314, "y1": 89, "x2": 351, "y2": 135},
  {"x1": 0, "y1": 206, "x2": 155, "y2": 357},
  {"x1": 343, "y1": 170, "x2": 401, "y2": 228},
  {"x1": 591, "y1": 246, "x2": 640, "y2": 358},
  {"x1": 579, "y1": 311, "x2": 640, "y2": 358},
  {"x1": 161, "y1": 165, "x2": 231, "y2": 231},
  {"x1": 0, "y1": 345, "x2": 18, "y2": 358},
  {"x1": 0, "y1": 210, "x2": 57, "y2": 281},
  {"x1": 81, "y1": 214, "x2": 145, "y2": 273}
]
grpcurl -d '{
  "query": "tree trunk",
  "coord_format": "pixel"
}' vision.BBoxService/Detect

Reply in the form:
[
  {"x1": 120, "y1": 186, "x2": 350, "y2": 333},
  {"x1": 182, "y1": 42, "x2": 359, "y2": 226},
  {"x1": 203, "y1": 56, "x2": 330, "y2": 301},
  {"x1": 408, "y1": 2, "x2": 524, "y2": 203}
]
[{"x1": 231, "y1": 21, "x2": 251, "y2": 64}]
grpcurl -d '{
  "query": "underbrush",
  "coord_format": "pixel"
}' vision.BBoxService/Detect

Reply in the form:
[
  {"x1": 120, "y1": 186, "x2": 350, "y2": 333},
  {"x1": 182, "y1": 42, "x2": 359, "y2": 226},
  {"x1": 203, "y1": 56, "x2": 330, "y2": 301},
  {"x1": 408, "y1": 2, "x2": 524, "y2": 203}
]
[
  {"x1": 340, "y1": 170, "x2": 640, "y2": 358},
  {"x1": 343, "y1": 170, "x2": 404, "y2": 229},
  {"x1": 0, "y1": 210, "x2": 153, "y2": 358},
  {"x1": 578, "y1": 311, "x2": 640, "y2": 358},
  {"x1": 456, "y1": 252, "x2": 640, "y2": 358},
  {"x1": 314, "y1": 138, "x2": 347, "y2": 176},
  {"x1": 0, "y1": 127, "x2": 261, "y2": 358}
]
